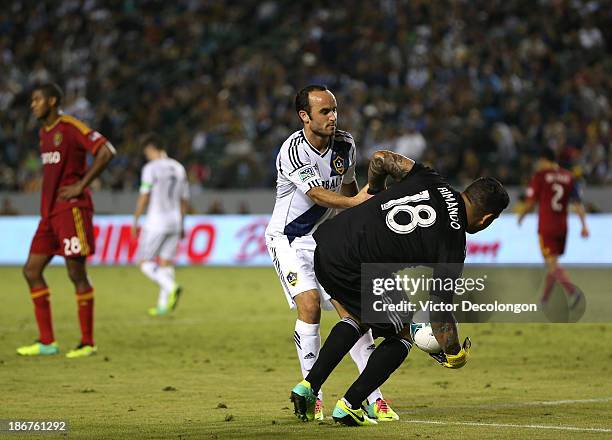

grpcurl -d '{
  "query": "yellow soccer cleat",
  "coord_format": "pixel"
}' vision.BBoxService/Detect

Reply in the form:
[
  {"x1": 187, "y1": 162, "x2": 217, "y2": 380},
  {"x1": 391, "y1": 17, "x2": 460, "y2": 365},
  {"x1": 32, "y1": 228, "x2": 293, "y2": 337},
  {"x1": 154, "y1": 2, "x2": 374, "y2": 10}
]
[
  {"x1": 148, "y1": 306, "x2": 169, "y2": 317},
  {"x1": 290, "y1": 380, "x2": 317, "y2": 421},
  {"x1": 367, "y1": 398, "x2": 399, "y2": 421},
  {"x1": 16, "y1": 341, "x2": 59, "y2": 356},
  {"x1": 66, "y1": 344, "x2": 97, "y2": 358},
  {"x1": 332, "y1": 399, "x2": 378, "y2": 426}
]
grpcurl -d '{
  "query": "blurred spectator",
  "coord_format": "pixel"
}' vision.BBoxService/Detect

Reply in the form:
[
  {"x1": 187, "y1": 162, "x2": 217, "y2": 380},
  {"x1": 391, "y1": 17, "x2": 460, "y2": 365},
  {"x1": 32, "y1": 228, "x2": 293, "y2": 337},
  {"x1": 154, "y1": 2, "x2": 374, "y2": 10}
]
[
  {"x1": 238, "y1": 201, "x2": 251, "y2": 215},
  {"x1": 207, "y1": 199, "x2": 225, "y2": 215},
  {"x1": 0, "y1": 197, "x2": 19, "y2": 215},
  {"x1": 394, "y1": 121, "x2": 426, "y2": 161},
  {"x1": 0, "y1": 0, "x2": 610, "y2": 191}
]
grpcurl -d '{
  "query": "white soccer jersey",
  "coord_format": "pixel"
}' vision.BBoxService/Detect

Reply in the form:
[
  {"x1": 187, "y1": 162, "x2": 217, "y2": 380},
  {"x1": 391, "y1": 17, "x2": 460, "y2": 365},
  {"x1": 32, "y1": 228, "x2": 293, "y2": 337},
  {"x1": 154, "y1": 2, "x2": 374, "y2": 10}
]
[
  {"x1": 140, "y1": 157, "x2": 189, "y2": 232},
  {"x1": 265, "y1": 129, "x2": 357, "y2": 244}
]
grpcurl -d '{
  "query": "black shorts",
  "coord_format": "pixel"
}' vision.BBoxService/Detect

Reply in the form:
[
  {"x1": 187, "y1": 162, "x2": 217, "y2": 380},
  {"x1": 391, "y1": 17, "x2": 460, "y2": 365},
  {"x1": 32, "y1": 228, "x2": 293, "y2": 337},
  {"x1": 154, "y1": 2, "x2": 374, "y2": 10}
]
[{"x1": 314, "y1": 249, "x2": 411, "y2": 338}]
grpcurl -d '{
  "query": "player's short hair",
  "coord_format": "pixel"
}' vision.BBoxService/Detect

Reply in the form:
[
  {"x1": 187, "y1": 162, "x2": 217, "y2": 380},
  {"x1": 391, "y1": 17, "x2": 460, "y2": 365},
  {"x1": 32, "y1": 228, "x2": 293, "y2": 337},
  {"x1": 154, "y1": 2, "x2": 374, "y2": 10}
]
[
  {"x1": 464, "y1": 177, "x2": 509, "y2": 217},
  {"x1": 33, "y1": 83, "x2": 63, "y2": 106},
  {"x1": 139, "y1": 132, "x2": 164, "y2": 150},
  {"x1": 539, "y1": 147, "x2": 557, "y2": 162},
  {"x1": 295, "y1": 84, "x2": 329, "y2": 118}
]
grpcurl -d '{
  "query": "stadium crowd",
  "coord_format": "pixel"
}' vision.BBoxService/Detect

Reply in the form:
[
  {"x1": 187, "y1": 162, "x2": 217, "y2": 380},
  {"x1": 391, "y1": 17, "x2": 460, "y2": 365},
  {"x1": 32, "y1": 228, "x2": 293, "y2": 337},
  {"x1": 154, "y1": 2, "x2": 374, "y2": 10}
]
[{"x1": 0, "y1": 0, "x2": 611, "y2": 192}]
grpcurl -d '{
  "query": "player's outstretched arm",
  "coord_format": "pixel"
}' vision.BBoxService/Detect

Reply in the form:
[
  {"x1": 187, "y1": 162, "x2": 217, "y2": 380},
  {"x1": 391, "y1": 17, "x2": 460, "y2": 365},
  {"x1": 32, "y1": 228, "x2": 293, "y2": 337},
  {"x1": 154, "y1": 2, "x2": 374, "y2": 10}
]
[
  {"x1": 58, "y1": 142, "x2": 116, "y2": 200},
  {"x1": 306, "y1": 185, "x2": 370, "y2": 209},
  {"x1": 367, "y1": 150, "x2": 415, "y2": 194}
]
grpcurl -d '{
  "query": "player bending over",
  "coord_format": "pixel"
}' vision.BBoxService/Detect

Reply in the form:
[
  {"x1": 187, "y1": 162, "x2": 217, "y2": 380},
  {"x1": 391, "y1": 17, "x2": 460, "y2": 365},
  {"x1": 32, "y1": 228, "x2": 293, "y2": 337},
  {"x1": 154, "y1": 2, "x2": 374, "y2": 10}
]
[
  {"x1": 290, "y1": 150, "x2": 509, "y2": 425},
  {"x1": 266, "y1": 85, "x2": 398, "y2": 421},
  {"x1": 17, "y1": 83, "x2": 115, "y2": 358},
  {"x1": 132, "y1": 133, "x2": 190, "y2": 316},
  {"x1": 517, "y1": 148, "x2": 589, "y2": 308}
]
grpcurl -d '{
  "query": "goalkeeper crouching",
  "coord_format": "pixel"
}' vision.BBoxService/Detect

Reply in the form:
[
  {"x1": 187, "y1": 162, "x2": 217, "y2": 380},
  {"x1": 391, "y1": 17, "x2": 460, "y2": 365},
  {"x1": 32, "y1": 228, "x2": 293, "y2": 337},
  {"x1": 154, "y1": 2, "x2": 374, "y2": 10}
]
[{"x1": 290, "y1": 150, "x2": 508, "y2": 425}]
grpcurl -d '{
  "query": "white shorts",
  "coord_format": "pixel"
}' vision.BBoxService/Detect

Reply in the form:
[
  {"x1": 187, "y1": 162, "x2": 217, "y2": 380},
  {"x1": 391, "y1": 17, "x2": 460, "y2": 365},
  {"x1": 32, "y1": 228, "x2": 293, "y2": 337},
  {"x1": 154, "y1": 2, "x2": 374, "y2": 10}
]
[
  {"x1": 266, "y1": 235, "x2": 332, "y2": 310},
  {"x1": 137, "y1": 229, "x2": 180, "y2": 262}
]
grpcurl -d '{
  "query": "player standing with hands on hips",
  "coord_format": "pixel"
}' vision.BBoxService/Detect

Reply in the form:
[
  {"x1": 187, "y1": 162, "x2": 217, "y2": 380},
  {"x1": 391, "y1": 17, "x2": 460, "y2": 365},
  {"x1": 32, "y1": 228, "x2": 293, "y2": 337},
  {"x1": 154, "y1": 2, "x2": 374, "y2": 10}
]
[
  {"x1": 132, "y1": 133, "x2": 190, "y2": 317},
  {"x1": 265, "y1": 85, "x2": 399, "y2": 421},
  {"x1": 17, "y1": 83, "x2": 115, "y2": 358}
]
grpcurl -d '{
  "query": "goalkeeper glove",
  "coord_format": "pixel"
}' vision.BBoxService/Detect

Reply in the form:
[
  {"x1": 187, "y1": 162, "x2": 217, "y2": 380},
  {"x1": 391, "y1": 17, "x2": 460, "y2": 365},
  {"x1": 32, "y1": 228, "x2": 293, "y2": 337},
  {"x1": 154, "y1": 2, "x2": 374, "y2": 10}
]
[{"x1": 429, "y1": 337, "x2": 471, "y2": 369}]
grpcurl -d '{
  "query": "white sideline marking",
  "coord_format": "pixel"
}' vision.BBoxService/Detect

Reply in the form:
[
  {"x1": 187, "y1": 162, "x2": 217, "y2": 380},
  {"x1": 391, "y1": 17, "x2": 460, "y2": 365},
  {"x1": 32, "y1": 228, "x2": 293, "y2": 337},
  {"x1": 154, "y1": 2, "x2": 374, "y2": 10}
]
[
  {"x1": 400, "y1": 397, "x2": 612, "y2": 414},
  {"x1": 403, "y1": 420, "x2": 612, "y2": 433},
  {"x1": 529, "y1": 397, "x2": 612, "y2": 406}
]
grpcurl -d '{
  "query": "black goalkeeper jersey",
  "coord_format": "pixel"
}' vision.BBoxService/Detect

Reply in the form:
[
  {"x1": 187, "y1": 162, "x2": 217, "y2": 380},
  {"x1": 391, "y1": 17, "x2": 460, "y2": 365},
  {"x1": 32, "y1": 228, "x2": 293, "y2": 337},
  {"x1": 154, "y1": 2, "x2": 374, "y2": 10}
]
[{"x1": 313, "y1": 163, "x2": 467, "y2": 301}]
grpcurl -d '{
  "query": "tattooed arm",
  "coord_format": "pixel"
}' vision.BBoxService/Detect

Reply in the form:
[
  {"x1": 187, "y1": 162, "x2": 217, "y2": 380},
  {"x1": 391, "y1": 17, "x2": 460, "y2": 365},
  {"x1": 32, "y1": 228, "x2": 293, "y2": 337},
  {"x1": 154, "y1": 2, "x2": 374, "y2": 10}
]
[
  {"x1": 367, "y1": 150, "x2": 415, "y2": 194},
  {"x1": 430, "y1": 316, "x2": 461, "y2": 355}
]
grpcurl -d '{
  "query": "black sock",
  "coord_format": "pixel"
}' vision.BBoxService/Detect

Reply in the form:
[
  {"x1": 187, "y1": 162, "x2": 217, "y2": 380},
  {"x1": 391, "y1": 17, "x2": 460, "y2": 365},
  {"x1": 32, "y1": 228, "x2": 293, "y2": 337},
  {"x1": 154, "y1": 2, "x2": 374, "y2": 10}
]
[
  {"x1": 306, "y1": 318, "x2": 363, "y2": 395},
  {"x1": 344, "y1": 337, "x2": 411, "y2": 409}
]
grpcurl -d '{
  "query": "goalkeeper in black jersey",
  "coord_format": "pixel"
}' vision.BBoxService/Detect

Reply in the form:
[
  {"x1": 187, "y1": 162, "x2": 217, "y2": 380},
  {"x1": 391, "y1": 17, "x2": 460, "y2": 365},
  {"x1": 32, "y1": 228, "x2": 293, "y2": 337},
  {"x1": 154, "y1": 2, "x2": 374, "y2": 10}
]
[{"x1": 290, "y1": 150, "x2": 509, "y2": 426}]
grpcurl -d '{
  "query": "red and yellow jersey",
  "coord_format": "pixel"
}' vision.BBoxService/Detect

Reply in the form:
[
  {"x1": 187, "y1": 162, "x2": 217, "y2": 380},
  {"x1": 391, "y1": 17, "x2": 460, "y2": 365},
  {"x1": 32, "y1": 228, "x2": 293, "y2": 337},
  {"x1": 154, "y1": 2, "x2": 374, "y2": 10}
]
[
  {"x1": 526, "y1": 167, "x2": 579, "y2": 236},
  {"x1": 38, "y1": 114, "x2": 107, "y2": 218}
]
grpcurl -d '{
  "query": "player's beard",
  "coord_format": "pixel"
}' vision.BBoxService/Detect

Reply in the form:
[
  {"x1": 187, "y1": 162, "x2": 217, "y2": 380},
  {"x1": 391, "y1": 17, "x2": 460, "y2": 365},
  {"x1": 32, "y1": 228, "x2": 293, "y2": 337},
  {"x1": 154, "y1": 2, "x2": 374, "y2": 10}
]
[{"x1": 36, "y1": 107, "x2": 51, "y2": 122}]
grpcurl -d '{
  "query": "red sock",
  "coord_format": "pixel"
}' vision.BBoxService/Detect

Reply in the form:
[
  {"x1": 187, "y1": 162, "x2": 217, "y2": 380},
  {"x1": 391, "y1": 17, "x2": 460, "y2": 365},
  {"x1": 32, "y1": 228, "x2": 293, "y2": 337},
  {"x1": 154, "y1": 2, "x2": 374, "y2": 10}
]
[
  {"x1": 76, "y1": 288, "x2": 94, "y2": 346},
  {"x1": 541, "y1": 272, "x2": 556, "y2": 303},
  {"x1": 554, "y1": 267, "x2": 576, "y2": 296},
  {"x1": 31, "y1": 287, "x2": 54, "y2": 344}
]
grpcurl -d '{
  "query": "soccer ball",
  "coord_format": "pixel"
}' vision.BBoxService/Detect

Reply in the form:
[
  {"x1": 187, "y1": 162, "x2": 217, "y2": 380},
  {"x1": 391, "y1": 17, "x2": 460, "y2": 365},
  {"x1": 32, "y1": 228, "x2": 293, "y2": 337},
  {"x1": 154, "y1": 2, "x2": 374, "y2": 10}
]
[{"x1": 409, "y1": 322, "x2": 442, "y2": 353}]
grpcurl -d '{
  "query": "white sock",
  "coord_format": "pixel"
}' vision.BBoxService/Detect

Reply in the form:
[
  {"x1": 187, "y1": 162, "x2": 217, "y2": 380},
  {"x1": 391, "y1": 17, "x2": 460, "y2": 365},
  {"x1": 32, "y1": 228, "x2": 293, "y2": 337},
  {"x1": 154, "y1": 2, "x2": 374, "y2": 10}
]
[
  {"x1": 294, "y1": 319, "x2": 320, "y2": 383},
  {"x1": 157, "y1": 287, "x2": 170, "y2": 309},
  {"x1": 155, "y1": 266, "x2": 176, "y2": 292},
  {"x1": 349, "y1": 329, "x2": 383, "y2": 404},
  {"x1": 140, "y1": 261, "x2": 159, "y2": 283}
]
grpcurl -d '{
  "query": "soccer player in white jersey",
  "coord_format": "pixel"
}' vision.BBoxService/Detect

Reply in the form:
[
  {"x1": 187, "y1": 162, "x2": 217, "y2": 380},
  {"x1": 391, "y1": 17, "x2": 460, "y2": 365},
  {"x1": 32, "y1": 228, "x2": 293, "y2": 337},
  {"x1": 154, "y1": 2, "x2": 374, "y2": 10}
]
[
  {"x1": 132, "y1": 133, "x2": 190, "y2": 316},
  {"x1": 265, "y1": 85, "x2": 398, "y2": 421}
]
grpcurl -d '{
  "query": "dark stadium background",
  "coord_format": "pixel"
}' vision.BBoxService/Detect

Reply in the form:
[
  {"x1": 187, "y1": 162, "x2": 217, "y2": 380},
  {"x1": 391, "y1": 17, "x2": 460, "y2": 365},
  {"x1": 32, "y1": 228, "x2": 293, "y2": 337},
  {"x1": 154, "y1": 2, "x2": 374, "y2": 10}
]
[{"x1": 0, "y1": 0, "x2": 610, "y2": 215}]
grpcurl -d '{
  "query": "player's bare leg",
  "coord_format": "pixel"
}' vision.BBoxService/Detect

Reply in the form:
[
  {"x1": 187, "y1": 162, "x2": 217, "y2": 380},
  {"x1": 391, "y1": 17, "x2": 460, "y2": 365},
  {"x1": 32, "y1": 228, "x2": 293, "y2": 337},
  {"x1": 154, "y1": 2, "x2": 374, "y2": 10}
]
[
  {"x1": 17, "y1": 253, "x2": 59, "y2": 355},
  {"x1": 64, "y1": 257, "x2": 97, "y2": 358},
  {"x1": 23, "y1": 253, "x2": 53, "y2": 291},
  {"x1": 294, "y1": 289, "x2": 321, "y2": 324}
]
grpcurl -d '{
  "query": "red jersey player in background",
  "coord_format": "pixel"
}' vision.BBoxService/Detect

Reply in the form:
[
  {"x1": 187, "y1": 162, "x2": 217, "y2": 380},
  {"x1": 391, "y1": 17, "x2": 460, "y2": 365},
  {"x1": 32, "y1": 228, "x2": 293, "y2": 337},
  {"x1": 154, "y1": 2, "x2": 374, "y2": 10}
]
[
  {"x1": 517, "y1": 148, "x2": 589, "y2": 308},
  {"x1": 17, "y1": 83, "x2": 115, "y2": 358}
]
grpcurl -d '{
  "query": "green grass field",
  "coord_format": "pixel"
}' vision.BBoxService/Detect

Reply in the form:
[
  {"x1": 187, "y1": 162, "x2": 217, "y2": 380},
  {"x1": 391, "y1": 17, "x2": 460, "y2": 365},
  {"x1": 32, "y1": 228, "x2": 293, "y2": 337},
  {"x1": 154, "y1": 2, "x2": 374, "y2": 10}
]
[{"x1": 1, "y1": 266, "x2": 611, "y2": 439}]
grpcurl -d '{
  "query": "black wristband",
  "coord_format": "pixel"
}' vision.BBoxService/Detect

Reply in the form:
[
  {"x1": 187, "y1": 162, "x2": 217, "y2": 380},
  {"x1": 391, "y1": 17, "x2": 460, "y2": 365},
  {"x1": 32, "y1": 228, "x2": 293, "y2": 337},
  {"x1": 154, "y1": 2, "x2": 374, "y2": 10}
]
[{"x1": 367, "y1": 187, "x2": 382, "y2": 195}]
